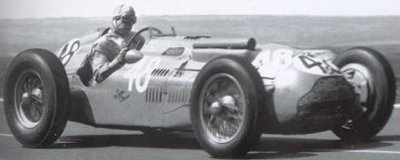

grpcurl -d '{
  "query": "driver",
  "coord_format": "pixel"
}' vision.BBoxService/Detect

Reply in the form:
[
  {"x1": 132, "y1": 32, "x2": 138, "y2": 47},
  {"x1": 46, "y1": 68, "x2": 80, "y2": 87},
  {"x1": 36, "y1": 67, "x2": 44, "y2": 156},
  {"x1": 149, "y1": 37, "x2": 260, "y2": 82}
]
[{"x1": 88, "y1": 4, "x2": 144, "y2": 86}]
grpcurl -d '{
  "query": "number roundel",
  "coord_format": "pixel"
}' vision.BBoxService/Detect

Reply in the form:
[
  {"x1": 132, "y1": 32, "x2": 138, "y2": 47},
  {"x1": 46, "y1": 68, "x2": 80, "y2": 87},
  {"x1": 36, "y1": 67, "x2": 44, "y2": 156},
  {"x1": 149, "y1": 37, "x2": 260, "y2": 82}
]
[{"x1": 57, "y1": 39, "x2": 80, "y2": 65}]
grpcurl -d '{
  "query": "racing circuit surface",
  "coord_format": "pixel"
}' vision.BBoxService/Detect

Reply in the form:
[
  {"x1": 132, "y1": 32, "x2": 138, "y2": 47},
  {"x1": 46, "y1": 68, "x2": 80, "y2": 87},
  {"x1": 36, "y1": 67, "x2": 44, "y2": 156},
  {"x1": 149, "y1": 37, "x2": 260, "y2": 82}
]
[{"x1": 1, "y1": 99, "x2": 400, "y2": 160}]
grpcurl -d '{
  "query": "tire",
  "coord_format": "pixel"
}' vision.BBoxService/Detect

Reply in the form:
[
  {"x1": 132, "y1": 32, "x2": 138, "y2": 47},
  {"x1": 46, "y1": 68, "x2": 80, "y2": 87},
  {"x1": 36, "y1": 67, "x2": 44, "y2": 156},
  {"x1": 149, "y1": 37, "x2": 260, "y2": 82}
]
[
  {"x1": 4, "y1": 49, "x2": 70, "y2": 147},
  {"x1": 332, "y1": 47, "x2": 396, "y2": 142},
  {"x1": 190, "y1": 55, "x2": 266, "y2": 157}
]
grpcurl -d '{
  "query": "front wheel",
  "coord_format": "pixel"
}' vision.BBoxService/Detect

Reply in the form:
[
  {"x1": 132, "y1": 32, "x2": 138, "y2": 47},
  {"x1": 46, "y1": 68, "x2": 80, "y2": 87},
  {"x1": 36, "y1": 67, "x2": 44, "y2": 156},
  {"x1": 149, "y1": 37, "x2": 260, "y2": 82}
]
[
  {"x1": 332, "y1": 47, "x2": 396, "y2": 141},
  {"x1": 190, "y1": 56, "x2": 266, "y2": 157},
  {"x1": 4, "y1": 49, "x2": 70, "y2": 147}
]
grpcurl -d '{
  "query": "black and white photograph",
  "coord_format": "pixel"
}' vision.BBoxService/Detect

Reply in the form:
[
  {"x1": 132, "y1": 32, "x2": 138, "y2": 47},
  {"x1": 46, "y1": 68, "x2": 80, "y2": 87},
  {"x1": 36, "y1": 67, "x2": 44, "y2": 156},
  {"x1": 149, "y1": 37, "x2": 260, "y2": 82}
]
[{"x1": 0, "y1": 0, "x2": 399, "y2": 159}]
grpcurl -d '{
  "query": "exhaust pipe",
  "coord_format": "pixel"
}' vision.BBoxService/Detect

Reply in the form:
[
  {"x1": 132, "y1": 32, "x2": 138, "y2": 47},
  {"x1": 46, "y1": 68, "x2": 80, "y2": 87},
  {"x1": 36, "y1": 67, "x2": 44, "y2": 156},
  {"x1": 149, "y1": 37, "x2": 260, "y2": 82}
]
[{"x1": 193, "y1": 38, "x2": 256, "y2": 50}]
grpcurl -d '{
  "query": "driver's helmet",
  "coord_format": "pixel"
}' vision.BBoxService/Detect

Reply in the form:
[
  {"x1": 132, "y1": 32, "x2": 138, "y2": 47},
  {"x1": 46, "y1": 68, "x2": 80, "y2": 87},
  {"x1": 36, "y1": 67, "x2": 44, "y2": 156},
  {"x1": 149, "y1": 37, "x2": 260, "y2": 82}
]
[{"x1": 112, "y1": 4, "x2": 136, "y2": 24}]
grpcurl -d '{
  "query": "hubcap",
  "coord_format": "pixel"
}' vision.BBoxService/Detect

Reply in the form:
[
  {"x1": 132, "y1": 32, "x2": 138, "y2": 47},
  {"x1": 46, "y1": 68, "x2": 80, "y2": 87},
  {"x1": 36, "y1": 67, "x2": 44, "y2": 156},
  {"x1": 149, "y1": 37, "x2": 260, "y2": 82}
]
[
  {"x1": 342, "y1": 64, "x2": 374, "y2": 111},
  {"x1": 340, "y1": 63, "x2": 375, "y2": 129},
  {"x1": 14, "y1": 70, "x2": 45, "y2": 128},
  {"x1": 199, "y1": 73, "x2": 245, "y2": 144}
]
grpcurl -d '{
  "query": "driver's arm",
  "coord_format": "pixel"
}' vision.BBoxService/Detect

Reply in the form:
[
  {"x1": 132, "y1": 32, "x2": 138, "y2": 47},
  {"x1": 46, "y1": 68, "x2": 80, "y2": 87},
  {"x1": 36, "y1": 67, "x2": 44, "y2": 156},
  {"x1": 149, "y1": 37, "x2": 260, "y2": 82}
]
[
  {"x1": 129, "y1": 34, "x2": 145, "y2": 50},
  {"x1": 91, "y1": 42, "x2": 127, "y2": 84}
]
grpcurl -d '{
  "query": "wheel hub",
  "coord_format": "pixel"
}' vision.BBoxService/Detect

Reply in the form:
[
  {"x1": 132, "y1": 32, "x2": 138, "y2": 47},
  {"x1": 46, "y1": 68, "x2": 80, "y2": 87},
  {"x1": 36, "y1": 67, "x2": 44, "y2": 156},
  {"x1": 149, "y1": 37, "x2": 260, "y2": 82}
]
[
  {"x1": 342, "y1": 64, "x2": 374, "y2": 108},
  {"x1": 219, "y1": 95, "x2": 236, "y2": 110},
  {"x1": 15, "y1": 70, "x2": 45, "y2": 128},
  {"x1": 32, "y1": 88, "x2": 43, "y2": 100},
  {"x1": 209, "y1": 95, "x2": 237, "y2": 115},
  {"x1": 21, "y1": 92, "x2": 30, "y2": 104},
  {"x1": 200, "y1": 73, "x2": 245, "y2": 144},
  {"x1": 339, "y1": 63, "x2": 375, "y2": 130},
  {"x1": 209, "y1": 102, "x2": 221, "y2": 114}
]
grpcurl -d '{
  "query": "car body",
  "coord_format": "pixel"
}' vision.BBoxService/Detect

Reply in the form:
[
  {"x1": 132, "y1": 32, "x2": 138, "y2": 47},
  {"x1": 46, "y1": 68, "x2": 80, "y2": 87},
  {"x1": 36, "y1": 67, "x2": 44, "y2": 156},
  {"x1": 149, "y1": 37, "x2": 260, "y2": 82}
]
[
  {"x1": 4, "y1": 26, "x2": 395, "y2": 157},
  {"x1": 61, "y1": 27, "x2": 348, "y2": 133}
]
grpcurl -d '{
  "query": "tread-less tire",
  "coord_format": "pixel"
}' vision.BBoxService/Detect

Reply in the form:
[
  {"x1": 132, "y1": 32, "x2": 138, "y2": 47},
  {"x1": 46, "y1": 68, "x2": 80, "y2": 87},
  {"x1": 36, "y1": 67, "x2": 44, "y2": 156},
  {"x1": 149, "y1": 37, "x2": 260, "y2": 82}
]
[
  {"x1": 332, "y1": 47, "x2": 396, "y2": 141},
  {"x1": 4, "y1": 49, "x2": 70, "y2": 147},
  {"x1": 190, "y1": 55, "x2": 266, "y2": 157}
]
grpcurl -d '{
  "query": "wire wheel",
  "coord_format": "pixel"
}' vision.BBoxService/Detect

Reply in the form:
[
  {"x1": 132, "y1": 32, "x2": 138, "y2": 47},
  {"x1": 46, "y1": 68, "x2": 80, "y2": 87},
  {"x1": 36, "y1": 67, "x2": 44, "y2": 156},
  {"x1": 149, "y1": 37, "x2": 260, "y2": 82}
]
[
  {"x1": 199, "y1": 73, "x2": 246, "y2": 144},
  {"x1": 190, "y1": 55, "x2": 266, "y2": 157},
  {"x1": 332, "y1": 47, "x2": 395, "y2": 141},
  {"x1": 4, "y1": 49, "x2": 70, "y2": 147},
  {"x1": 14, "y1": 70, "x2": 46, "y2": 128}
]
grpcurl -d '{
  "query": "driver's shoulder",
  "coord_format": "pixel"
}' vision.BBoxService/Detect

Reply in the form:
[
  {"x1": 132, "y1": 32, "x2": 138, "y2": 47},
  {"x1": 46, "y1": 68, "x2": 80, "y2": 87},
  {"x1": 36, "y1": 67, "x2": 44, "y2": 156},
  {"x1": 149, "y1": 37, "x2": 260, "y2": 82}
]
[
  {"x1": 92, "y1": 36, "x2": 120, "y2": 56},
  {"x1": 128, "y1": 31, "x2": 144, "y2": 40},
  {"x1": 94, "y1": 35, "x2": 118, "y2": 47}
]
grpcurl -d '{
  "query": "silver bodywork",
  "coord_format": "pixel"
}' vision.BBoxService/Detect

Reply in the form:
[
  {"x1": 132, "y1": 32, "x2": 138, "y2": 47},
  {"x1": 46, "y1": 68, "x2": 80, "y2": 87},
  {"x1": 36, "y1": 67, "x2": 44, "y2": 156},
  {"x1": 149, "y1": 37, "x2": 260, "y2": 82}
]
[{"x1": 62, "y1": 28, "x2": 353, "y2": 134}]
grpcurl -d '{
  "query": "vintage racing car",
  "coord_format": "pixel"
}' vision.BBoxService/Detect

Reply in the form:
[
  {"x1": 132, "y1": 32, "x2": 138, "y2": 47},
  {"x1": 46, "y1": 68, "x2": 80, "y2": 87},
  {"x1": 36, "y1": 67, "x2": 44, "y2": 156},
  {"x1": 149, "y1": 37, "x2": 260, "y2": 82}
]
[{"x1": 4, "y1": 26, "x2": 396, "y2": 157}]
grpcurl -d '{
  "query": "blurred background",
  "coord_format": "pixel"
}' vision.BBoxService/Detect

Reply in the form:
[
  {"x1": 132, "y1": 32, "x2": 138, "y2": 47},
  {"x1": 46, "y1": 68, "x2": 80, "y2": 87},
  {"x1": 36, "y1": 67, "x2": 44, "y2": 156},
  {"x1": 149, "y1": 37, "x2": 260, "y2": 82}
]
[{"x1": 1, "y1": 0, "x2": 399, "y2": 100}]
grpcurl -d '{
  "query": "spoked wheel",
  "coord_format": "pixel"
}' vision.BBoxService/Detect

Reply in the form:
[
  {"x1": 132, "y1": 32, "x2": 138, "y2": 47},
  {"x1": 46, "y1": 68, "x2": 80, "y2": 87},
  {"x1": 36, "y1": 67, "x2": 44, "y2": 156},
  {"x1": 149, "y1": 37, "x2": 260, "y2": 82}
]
[
  {"x1": 342, "y1": 63, "x2": 374, "y2": 115},
  {"x1": 332, "y1": 47, "x2": 396, "y2": 142},
  {"x1": 200, "y1": 73, "x2": 246, "y2": 144},
  {"x1": 14, "y1": 70, "x2": 46, "y2": 129},
  {"x1": 191, "y1": 56, "x2": 266, "y2": 157},
  {"x1": 4, "y1": 49, "x2": 70, "y2": 147}
]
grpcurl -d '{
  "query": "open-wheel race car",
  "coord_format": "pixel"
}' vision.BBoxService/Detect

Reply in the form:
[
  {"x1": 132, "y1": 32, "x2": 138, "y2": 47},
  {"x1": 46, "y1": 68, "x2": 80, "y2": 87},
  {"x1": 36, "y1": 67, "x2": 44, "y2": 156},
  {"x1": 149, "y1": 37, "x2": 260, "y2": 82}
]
[{"x1": 4, "y1": 26, "x2": 396, "y2": 157}]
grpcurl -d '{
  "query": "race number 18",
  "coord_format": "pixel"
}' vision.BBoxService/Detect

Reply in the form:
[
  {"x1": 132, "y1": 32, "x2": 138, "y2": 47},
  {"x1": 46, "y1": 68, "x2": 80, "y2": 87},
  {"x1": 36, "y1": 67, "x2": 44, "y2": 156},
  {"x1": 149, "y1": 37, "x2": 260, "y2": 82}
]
[{"x1": 123, "y1": 57, "x2": 161, "y2": 93}]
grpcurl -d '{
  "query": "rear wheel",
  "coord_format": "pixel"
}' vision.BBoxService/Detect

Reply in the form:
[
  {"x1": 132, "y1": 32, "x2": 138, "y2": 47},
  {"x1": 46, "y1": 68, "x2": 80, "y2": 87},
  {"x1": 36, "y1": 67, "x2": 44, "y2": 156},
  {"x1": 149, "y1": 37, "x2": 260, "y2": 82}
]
[
  {"x1": 4, "y1": 49, "x2": 70, "y2": 147},
  {"x1": 191, "y1": 56, "x2": 266, "y2": 157},
  {"x1": 332, "y1": 47, "x2": 396, "y2": 141}
]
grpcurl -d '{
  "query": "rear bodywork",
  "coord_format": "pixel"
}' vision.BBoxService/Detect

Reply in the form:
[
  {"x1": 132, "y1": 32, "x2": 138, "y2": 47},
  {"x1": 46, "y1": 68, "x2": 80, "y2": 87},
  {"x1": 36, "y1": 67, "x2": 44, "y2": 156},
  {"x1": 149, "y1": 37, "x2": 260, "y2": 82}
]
[{"x1": 61, "y1": 28, "x2": 354, "y2": 134}]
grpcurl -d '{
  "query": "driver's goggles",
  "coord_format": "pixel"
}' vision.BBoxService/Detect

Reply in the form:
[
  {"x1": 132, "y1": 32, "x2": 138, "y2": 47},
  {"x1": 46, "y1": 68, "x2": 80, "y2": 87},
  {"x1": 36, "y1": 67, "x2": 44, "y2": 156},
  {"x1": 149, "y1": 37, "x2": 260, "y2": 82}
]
[{"x1": 116, "y1": 15, "x2": 136, "y2": 24}]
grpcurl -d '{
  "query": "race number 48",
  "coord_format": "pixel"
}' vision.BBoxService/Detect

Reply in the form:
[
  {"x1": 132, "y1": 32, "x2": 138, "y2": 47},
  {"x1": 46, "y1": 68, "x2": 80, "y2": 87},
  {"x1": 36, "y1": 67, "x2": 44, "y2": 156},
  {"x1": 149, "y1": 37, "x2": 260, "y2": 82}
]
[
  {"x1": 57, "y1": 39, "x2": 80, "y2": 65},
  {"x1": 252, "y1": 49, "x2": 294, "y2": 69}
]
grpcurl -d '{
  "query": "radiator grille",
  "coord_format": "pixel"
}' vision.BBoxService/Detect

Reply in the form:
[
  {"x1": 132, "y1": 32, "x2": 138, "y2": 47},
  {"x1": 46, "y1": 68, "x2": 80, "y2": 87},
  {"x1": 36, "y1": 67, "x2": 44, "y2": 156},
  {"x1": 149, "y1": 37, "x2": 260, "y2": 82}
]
[
  {"x1": 145, "y1": 86, "x2": 163, "y2": 103},
  {"x1": 151, "y1": 68, "x2": 170, "y2": 77}
]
